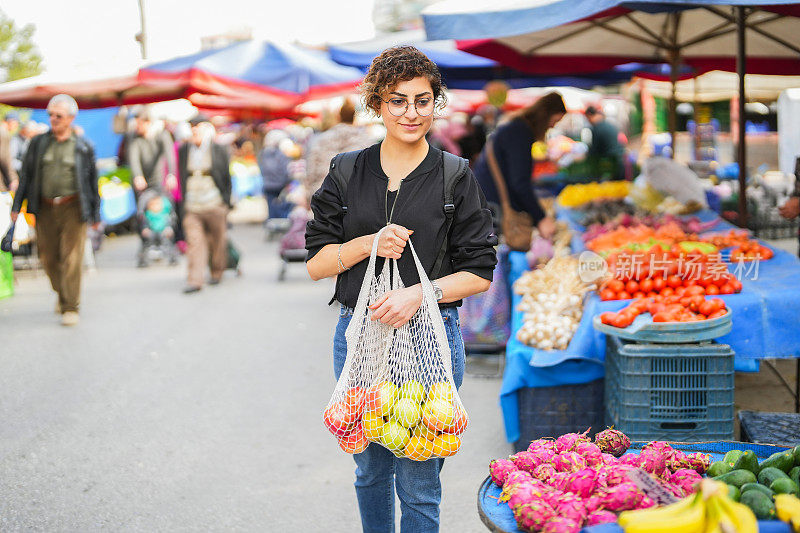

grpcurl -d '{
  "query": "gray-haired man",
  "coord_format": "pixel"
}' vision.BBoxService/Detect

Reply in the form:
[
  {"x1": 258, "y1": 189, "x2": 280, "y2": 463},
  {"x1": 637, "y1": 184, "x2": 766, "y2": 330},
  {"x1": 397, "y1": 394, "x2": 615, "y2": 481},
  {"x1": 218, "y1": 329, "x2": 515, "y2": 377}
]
[{"x1": 11, "y1": 94, "x2": 100, "y2": 326}]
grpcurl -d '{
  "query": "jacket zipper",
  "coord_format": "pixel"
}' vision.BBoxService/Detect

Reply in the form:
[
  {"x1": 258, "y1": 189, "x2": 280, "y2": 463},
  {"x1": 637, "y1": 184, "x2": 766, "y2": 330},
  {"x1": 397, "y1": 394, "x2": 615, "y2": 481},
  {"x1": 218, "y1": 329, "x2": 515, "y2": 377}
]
[{"x1": 385, "y1": 180, "x2": 402, "y2": 225}]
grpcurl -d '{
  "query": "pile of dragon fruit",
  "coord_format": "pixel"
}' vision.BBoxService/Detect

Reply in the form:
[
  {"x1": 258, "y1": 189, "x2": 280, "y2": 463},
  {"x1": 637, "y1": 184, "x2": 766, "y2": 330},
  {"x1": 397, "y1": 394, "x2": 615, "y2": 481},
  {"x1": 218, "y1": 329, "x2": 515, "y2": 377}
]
[{"x1": 489, "y1": 428, "x2": 710, "y2": 533}]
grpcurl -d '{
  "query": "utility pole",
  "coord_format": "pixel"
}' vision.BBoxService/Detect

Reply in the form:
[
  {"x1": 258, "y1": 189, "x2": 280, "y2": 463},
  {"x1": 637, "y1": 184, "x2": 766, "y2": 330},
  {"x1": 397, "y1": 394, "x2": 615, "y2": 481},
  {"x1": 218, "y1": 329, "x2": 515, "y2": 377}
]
[{"x1": 135, "y1": 0, "x2": 147, "y2": 60}]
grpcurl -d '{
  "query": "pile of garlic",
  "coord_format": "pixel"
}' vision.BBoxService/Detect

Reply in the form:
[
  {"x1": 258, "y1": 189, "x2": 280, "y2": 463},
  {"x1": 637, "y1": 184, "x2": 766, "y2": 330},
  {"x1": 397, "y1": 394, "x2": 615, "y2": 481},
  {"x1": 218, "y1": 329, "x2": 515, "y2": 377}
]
[{"x1": 513, "y1": 256, "x2": 597, "y2": 351}]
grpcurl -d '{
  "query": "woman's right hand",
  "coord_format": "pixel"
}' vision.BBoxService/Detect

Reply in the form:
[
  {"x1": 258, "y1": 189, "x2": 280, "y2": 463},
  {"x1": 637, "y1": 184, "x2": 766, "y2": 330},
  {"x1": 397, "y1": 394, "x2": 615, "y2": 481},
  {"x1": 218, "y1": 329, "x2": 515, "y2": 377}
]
[{"x1": 375, "y1": 224, "x2": 413, "y2": 259}]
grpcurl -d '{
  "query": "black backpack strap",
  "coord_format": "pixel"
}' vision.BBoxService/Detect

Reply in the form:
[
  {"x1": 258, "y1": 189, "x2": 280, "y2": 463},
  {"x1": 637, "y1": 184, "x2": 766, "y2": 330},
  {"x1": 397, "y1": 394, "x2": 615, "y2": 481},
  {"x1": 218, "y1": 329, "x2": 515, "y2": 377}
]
[
  {"x1": 329, "y1": 150, "x2": 361, "y2": 214},
  {"x1": 432, "y1": 151, "x2": 469, "y2": 278}
]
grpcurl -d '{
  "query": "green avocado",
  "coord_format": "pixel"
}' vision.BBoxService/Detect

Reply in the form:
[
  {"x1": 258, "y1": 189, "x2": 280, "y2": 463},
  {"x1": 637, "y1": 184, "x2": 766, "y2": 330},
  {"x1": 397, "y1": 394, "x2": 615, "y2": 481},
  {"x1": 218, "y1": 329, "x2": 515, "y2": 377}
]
[
  {"x1": 713, "y1": 469, "x2": 757, "y2": 488},
  {"x1": 733, "y1": 450, "x2": 759, "y2": 474},
  {"x1": 740, "y1": 483, "x2": 774, "y2": 499},
  {"x1": 707, "y1": 461, "x2": 733, "y2": 478},
  {"x1": 758, "y1": 466, "x2": 791, "y2": 486},
  {"x1": 759, "y1": 450, "x2": 795, "y2": 474},
  {"x1": 723, "y1": 450, "x2": 744, "y2": 468},
  {"x1": 740, "y1": 490, "x2": 777, "y2": 520},
  {"x1": 770, "y1": 477, "x2": 800, "y2": 496}
]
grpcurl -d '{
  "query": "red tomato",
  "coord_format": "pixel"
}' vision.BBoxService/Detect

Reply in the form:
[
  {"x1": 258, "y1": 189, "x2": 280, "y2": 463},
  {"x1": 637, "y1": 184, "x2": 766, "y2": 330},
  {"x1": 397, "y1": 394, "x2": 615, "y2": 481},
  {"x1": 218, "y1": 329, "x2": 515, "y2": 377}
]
[
  {"x1": 665, "y1": 304, "x2": 684, "y2": 315},
  {"x1": 607, "y1": 279, "x2": 625, "y2": 293},
  {"x1": 719, "y1": 284, "x2": 735, "y2": 295},
  {"x1": 730, "y1": 279, "x2": 743, "y2": 293},
  {"x1": 685, "y1": 285, "x2": 705, "y2": 296},
  {"x1": 666, "y1": 275, "x2": 683, "y2": 289},
  {"x1": 652, "y1": 311, "x2": 676, "y2": 323},
  {"x1": 675, "y1": 287, "x2": 686, "y2": 297},
  {"x1": 617, "y1": 291, "x2": 632, "y2": 300},
  {"x1": 710, "y1": 298, "x2": 726, "y2": 311},
  {"x1": 708, "y1": 309, "x2": 728, "y2": 319},
  {"x1": 648, "y1": 302, "x2": 665, "y2": 315},
  {"x1": 652, "y1": 277, "x2": 666, "y2": 292},
  {"x1": 679, "y1": 296, "x2": 692, "y2": 307},
  {"x1": 600, "y1": 289, "x2": 616, "y2": 301},
  {"x1": 705, "y1": 285, "x2": 720, "y2": 295},
  {"x1": 639, "y1": 279, "x2": 654, "y2": 293},
  {"x1": 699, "y1": 301, "x2": 717, "y2": 316},
  {"x1": 761, "y1": 246, "x2": 774, "y2": 260},
  {"x1": 600, "y1": 312, "x2": 617, "y2": 325},
  {"x1": 647, "y1": 292, "x2": 659, "y2": 298},
  {"x1": 713, "y1": 276, "x2": 728, "y2": 288},
  {"x1": 633, "y1": 291, "x2": 646, "y2": 299},
  {"x1": 660, "y1": 287, "x2": 675, "y2": 298},
  {"x1": 625, "y1": 280, "x2": 640, "y2": 294},
  {"x1": 688, "y1": 295, "x2": 705, "y2": 312}
]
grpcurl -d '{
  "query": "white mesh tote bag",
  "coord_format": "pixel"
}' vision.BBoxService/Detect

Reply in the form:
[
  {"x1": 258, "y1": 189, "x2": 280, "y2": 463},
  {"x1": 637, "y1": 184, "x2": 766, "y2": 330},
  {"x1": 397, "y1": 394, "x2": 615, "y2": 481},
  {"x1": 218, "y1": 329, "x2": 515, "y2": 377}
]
[{"x1": 323, "y1": 227, "x2": 468, "y2": 459}]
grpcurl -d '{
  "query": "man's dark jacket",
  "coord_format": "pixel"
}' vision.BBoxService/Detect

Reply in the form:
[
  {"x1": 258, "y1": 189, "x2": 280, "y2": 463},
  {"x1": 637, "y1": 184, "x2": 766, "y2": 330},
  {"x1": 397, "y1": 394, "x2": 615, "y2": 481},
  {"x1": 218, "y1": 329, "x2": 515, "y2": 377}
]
[
  {"x1": 12, "y1": 132, "x2": 100, "y2": 223},
  {"x1": 177, "y1": 143, "x2": 232, "y2": 207}
]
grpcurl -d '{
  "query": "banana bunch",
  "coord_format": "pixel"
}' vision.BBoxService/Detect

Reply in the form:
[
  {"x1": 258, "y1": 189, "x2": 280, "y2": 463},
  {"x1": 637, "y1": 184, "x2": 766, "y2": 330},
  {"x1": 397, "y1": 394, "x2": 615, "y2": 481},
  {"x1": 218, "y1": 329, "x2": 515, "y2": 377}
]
[
  {"x1": 776, "y1": 494, "x2": 800, "y2": 532},
  {"x1": 618, "y1": 479, "x2": 757, "y2": 533}
]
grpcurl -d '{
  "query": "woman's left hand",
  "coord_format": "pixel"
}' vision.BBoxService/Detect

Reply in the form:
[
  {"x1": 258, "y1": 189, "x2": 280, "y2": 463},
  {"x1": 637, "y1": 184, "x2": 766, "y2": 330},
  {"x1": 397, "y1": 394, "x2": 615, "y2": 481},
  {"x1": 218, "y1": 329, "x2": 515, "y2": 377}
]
[{"x1": 369, "y1": 285, "x2": 423, "y2": 328}]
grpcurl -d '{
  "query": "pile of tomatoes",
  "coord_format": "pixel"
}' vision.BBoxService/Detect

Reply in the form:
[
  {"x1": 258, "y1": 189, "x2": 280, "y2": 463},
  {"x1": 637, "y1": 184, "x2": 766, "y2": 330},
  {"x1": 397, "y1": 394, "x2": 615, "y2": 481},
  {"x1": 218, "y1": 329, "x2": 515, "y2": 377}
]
[
  {"x1": 600, "y1": 248, "x2": 744, "y2": 301},
  {"x1": 730, "y1": 241, "x2": 774, "y2": 262},
  {"x1": 600, "y1": 293, "x2": 728, "y2": 328}
]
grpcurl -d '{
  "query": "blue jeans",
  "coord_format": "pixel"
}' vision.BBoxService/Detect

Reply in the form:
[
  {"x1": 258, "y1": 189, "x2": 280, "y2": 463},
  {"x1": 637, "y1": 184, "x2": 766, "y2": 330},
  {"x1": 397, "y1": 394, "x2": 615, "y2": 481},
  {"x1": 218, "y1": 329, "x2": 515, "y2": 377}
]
[{"x1": 333, "y1": 305, "x2": 465, "y2": 533}]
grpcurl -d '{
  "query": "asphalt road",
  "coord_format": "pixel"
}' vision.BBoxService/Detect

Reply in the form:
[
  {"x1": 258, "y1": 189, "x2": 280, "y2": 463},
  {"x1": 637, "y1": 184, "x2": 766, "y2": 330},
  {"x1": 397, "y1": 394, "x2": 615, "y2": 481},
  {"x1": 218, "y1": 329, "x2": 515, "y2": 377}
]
[{"x1": 0, "y1": 224, "x2": 510, "y2": 532}]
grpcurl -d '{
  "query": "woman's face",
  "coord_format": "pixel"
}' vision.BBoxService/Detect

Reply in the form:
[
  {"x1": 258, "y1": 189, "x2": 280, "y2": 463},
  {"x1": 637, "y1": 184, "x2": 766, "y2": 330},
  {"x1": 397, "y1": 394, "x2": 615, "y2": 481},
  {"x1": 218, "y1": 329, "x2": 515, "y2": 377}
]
[
  {"x1": 549, "y1": 112, "x2": 566, "y2": 129},
  {"x1": 379, "y1": 76, "x2": 435, "y2": 146}
]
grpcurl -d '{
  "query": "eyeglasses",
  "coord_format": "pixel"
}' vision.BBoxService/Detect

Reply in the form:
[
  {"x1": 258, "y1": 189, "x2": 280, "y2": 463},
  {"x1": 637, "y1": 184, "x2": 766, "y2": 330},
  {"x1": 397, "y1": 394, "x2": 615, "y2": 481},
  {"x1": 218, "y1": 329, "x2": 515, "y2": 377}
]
[{"x1": 382, "y1": 97, "x2": 435, "y2": 117}]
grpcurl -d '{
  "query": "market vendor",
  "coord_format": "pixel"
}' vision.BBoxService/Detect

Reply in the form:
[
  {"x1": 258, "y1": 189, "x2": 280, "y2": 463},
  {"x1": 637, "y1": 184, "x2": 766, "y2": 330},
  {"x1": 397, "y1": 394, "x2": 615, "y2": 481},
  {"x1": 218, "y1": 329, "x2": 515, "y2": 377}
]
[
  {"x1": 778, "y1": 156, "x2": 800, "y2": 257},
  {"x1": 585, "y1": 105, "x2": 625, "y2": 179},
  {"x1": 473, "y1": 92, "x2": 567, "y2": 246}
]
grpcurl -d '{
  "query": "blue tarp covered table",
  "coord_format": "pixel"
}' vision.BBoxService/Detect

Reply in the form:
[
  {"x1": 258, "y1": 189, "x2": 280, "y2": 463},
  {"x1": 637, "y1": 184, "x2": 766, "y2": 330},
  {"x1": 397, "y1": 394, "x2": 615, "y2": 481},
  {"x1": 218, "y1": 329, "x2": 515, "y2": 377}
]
[
  {"x1": 478, "y1": 441, "x2": 793, "y2": 533},
  {"x1": 501, "y1": 207, "x2": 800, "y2": 443}
]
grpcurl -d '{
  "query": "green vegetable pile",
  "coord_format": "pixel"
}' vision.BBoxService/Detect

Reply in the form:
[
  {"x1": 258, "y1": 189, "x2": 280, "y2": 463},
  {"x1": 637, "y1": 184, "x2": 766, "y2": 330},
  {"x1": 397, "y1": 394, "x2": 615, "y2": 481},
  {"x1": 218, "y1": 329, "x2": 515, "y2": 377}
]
[{"x1": 709, "y1": 445, "x2": 800, "y2": 520}]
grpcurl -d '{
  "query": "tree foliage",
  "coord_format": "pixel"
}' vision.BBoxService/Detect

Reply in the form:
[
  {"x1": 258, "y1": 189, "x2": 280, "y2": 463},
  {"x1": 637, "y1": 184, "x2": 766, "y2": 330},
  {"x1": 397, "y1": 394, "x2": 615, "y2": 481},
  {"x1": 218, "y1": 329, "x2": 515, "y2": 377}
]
[{"x1": 0, "y1": 9, "x2": 43, "y2": 83}]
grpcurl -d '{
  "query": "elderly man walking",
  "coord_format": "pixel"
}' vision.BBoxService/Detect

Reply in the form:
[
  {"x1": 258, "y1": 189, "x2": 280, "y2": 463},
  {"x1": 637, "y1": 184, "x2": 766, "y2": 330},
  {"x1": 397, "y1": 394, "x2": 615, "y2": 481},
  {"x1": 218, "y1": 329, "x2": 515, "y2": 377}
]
[{"x1": 10, "y1": 94, "x2": 100, "y2": 326}]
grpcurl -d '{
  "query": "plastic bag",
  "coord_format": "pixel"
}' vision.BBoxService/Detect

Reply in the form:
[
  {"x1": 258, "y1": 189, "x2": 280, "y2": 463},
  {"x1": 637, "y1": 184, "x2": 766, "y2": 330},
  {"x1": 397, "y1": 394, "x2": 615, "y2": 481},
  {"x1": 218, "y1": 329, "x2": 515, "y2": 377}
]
[
  {"x1": 323, "y1": 227, "x2": 468, "y2": 460},
  {"x1": 0, "y1": 251, "x2": 13, "y2": 300},
  {"x1": 640, "y1": 156, "x2": 708, "y2": 207},
  {"x1": 460, "y1": 254, "x2": 510, "y2": 346}
]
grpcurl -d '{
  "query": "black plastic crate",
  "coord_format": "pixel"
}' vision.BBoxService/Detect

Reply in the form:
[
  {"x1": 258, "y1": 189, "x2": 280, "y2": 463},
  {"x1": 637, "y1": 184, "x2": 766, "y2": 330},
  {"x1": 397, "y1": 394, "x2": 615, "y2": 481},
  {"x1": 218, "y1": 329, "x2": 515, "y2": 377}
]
[
  {"x1": 514, "y1": 379, "x2": 604, "y2": 452},
  {"x1": 605, "y1": 335, "x2": 734, "y2": 442},
  {"x1": 738, "y1": 410, "x2": 800, "y2": 446}
]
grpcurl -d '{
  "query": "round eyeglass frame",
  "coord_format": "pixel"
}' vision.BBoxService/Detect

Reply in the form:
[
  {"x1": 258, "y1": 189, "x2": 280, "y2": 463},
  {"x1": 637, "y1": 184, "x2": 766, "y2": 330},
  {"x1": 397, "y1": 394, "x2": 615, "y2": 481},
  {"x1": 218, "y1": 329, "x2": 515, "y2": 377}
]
[{"x1": 381, "y1": 97, "x2": 436, "y2": 117}]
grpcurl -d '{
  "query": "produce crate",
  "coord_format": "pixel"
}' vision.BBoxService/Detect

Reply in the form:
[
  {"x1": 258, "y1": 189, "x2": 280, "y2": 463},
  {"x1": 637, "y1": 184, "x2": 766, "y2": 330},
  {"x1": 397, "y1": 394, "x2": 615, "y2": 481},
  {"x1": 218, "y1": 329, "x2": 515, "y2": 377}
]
[
  {"x1": 738, "y1": 410, "x2": 800, "y2": 446},
  {"x1": 514, "y1": 379, "x2": 604, "y2": 452},
  {"x1": 605, "y1": 335, "x2": 734, "y2": 442}
]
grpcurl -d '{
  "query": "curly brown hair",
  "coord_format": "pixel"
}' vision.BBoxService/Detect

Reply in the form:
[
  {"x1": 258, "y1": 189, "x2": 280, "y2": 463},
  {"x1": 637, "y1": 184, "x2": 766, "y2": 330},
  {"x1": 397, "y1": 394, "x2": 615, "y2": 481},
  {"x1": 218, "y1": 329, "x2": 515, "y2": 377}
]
[{"x1": 360, "y1": 45, "x2": 447, "y2": 116}]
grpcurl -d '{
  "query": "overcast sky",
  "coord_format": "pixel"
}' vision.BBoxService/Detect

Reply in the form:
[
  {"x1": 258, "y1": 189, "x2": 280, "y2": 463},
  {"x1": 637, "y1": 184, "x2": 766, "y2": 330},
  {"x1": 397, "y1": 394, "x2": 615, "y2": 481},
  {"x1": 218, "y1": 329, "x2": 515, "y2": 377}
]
[{"x1": 3, "y1": 0, "x2": 377, "y2": 73}]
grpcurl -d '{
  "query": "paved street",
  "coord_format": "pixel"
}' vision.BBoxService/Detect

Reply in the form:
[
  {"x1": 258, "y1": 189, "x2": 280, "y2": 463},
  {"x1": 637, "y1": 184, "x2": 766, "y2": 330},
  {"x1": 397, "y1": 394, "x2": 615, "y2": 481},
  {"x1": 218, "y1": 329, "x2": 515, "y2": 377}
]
[{"x1": 0, "y1": 224, "x2": 509, "y2": 532}]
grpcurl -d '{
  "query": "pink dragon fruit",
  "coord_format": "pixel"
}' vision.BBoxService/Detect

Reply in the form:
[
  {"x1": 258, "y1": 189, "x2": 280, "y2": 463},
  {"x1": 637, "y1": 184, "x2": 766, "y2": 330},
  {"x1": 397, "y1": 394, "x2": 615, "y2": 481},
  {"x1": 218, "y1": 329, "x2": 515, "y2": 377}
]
[
  {"x1": 552, "y1": 452, "x2": 588, "y2": 473},
  {"x1": 594, "y1": 428, "x2": 631, "y2": 457},
  {"x1": 583, "y1": 495, "x2": 603, "y2": 513},
  {"x1": 514, "y1": 501, "x2": 556, "y2": 533},
  {"x1": 489, "y1": 459, "x2": 519, "y2": 487},
  {"x1": 617, "y1": 453, "x2": 642, "y2": 468},
  {"x1": 508, "y1": 481, "x2": 550, "y2": 511},
  {"x1": 671, "y1": 467, "x2": 703, "y2": 493},
  {"x1": 637, "y1": 496, "x2": 657, "y2": 509},
  {"x1": 532, "y1": 463, "x2": 558, "y2": 483},
  {"x1": 556, "y1": 498, "x2": 588, "y2": 524},
  {"x1": 527, "y1": 438, "x2": 557, "y2": 453},
  {"x1": 665, "y1": 449, "x2": 691, "y2": 472},
  {"x1": 511, "y1": 451, "x2": 541, "y2": 474},
  {"x1": 504, "y1": 470, "x2": 534, "y2": 489},
  {"x1": 687, "y1": 452, "x2": 711, "y2": 474},
  {"x1": 541, "y1": 489, "x2": 566, "y2": 509},
  {"x1": 586, "y1": 510, "x2": 617, "y2": 526},
  {"x1": 564, "y1": 468, "x2": 598, "y2": 498},
  {"x1": 574, "y1": 441, "x2": 603, "y2": 466},
  {"x1": 550, "y1": 472, "x2": 571, "y2": 492},
  {"x1": 555, "y1": 429, "x2": 591, "y2": 453},
  {"x1": 638, "y1": 449, "x2": 668, "y2": 476},
  {"x1": 600, "y1": 482, "x2": 644, "y2": 511},
  {"x1": 664, "y1": 482, "x2": 686, "y2": 499},
  {"x1": 602, "y1": 464, "x2": 635, "y2": 486},
  {"x1": 600, "y1": 452, "x2": 617, "y2": 465},
  {"x1": 541, "y1": 517, "x2": 581, "y2": 533}
]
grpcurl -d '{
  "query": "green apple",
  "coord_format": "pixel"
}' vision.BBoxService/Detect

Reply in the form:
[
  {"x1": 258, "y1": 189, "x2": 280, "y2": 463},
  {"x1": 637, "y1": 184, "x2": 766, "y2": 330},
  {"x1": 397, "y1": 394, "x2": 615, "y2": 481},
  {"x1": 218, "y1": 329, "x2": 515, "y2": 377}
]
[
  {"x1": 380, "y1": 421, "x2": 410, "y2": 451},
  {"x1": 392, "y1": 398, "x2": 422, "y2": 428},
  {"x1": 365, "y1": 381, "x2": 398, "y2": 417},
  {"x1": 399, "y1": 380, "x2": 425, "y2": 403}
]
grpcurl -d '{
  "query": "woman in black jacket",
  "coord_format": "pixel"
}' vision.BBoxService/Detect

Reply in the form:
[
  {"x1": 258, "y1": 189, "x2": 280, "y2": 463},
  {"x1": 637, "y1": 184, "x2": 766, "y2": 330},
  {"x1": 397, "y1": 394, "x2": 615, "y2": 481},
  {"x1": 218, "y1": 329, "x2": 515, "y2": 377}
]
[
  {"x1": 473, "y1": 92, "x2": 567, "y2": 243},
  {"x1": 305, "y1": 46, "x2": 497, "y2": 532},
  {"x1": 178, "y1": 117, "x2": 232, "y2": 293}
]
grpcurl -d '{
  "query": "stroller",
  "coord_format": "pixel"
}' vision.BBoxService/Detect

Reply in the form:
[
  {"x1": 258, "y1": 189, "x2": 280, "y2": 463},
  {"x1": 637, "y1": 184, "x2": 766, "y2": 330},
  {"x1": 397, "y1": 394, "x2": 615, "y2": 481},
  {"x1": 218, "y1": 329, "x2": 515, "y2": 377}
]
[{"x1": 137, "y1": 188, "x2": 178, "y2": 267}]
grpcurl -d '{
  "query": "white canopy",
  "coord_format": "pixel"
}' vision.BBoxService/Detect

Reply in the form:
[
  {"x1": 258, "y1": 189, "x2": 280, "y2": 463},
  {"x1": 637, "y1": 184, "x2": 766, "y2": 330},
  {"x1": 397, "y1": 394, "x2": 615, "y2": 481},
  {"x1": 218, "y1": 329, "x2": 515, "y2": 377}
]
[{"x1": 636, "y1": 71, "x2": 800, "y2": 102}]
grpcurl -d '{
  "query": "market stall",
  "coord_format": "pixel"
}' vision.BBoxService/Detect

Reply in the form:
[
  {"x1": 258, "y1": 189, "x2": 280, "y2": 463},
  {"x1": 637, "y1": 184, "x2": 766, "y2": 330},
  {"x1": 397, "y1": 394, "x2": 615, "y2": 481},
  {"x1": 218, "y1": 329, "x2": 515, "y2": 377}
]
[{"x1": 499, "y1": 183, "x2": 800, "y2": 445}]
